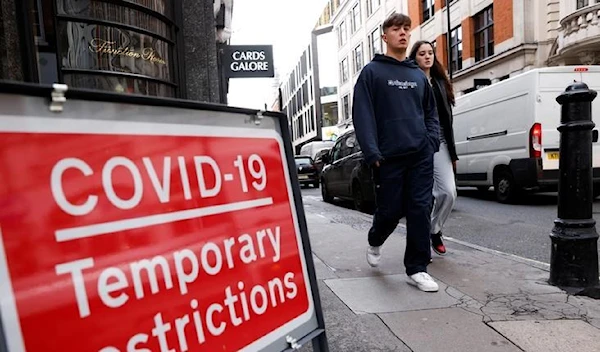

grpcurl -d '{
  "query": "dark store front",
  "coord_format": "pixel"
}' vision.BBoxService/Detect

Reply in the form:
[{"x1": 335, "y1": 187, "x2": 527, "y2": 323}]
[{"x1": 23, "y1": 0, "x2": 184, "y2": 97}]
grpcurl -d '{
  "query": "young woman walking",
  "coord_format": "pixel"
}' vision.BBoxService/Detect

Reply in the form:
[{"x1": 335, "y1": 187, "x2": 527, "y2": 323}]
[{"x1": 409, "y1": 40, "x2": 458, "y2": 256}]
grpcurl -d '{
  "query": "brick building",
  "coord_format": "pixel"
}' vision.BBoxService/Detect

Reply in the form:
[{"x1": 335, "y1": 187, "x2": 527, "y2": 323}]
[
  {"x1": 332, "y1": 0, "x2": 600, "y2": 124},
  {"x1": 408, "y1": 0, "x2": 555, "y2": 95}
]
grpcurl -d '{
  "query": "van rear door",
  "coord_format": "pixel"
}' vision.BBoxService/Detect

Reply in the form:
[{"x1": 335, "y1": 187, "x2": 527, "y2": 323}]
[{"x1": 537, "y1": 67, "x2": 600, "y2": 172}]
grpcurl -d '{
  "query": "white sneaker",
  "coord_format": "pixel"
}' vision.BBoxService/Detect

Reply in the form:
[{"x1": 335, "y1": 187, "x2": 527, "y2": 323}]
[
  {"x1": 408, "y1": 272, "x2": 439, "y2": 292},
  {"x1": 366, "y1": 246, "x2": 381, "y2": 267}
]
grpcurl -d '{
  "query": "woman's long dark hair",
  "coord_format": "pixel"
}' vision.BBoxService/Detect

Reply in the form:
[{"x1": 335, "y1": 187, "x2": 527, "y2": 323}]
[{"x1": 409, "y1": 40, "x2": 455, "y2": 106}]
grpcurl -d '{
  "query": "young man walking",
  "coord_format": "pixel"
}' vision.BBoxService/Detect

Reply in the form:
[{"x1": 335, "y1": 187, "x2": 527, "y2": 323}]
[{"x1": 352, "y1": 13, "x2": 440, "y2": 292}]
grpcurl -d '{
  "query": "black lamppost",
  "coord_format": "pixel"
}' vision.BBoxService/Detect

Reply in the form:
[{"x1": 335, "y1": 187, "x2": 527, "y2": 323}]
[{"x1": 550, "y1": 81, "x2": 600, "y2": 298}]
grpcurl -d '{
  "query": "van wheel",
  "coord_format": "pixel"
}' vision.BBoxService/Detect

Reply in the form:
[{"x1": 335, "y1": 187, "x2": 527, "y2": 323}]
[
  {"x1": 353, "y1": 181, "x2": 367, "y2": 212},
  {"x1": 321, "y1": 179, "x2": 333, "y2": 203},
  {"x1": 494, "y1": 169, "x2": 519, "y2": 204}
]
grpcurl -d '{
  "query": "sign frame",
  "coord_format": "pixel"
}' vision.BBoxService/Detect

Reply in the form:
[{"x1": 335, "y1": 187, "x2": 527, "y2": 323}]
[{"x1": 0, "y1": 80, "x2": 328, "y2": 352}]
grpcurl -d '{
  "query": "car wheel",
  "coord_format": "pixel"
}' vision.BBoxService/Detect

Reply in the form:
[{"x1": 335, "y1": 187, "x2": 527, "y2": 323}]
[
  {"x1": 353, "y1": 181, "x2": 367, "y2": 212},
  {"x1": 321, "y1": 179, "x2": 333, "y2": 203},
  {"x1": 494, "y1": 169, "x2": 519, "y2": 204}
]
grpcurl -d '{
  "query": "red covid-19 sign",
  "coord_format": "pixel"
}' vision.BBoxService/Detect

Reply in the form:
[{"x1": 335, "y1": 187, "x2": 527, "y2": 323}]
[{"x1": 0, "y1": 117, "x2": 313, "y2": 352}]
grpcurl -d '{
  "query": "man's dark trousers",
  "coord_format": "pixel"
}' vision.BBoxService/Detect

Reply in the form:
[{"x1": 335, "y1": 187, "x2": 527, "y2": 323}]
[{"x1": 368, "y1": 146, "x2": 434, "y2": 276}]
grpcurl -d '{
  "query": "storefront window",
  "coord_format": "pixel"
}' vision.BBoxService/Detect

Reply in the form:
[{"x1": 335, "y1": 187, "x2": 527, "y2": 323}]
[{"x1": 28, "y1": 0, "x2": 180, "y2": 97}]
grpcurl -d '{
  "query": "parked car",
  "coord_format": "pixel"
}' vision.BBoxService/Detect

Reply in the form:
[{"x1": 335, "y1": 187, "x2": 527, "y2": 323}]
[
  {"x1": 320, "y1": 128, "x2": 375, "y2": 212},
  {"x1": 453, "y1": 66, "x2": 600, "y2": 203},
  {"x1": 314, "y1": 147, "x2": 332, "y2": 174},
  {"x1": 294, "y1": 155, "x2": 319, "y2": 188}
]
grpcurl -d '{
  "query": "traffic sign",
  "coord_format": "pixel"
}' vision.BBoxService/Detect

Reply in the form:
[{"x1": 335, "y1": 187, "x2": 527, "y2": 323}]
[{"x1": 0, "y1": 115, "x2": 317, "y2": 351}]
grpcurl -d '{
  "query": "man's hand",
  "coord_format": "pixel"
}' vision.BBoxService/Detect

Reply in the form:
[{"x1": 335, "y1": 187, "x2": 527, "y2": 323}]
[
  {"x1": 374, "y1": 161, "x2": 380, "y2": 168},
  {"x1": 452, "y1": 161, "x2": 457, "y2": 174}
]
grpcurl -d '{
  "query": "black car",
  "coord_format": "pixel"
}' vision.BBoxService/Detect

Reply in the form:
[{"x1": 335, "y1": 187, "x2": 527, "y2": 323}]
[
  {"x1": 294, "y1": 155, "x2": 319, "y2": 188},
  {"x1": 320, "y1": 129, "x2": 375, "y2": 212},
  {"x1": 314, "y1": 147, "x2": 332, "y2": 174}
]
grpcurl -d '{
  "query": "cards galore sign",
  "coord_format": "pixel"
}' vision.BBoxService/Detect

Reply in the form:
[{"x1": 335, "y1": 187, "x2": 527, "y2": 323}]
[{"x1": 224, "y1": 45, "x2": 275, "y2": 78}]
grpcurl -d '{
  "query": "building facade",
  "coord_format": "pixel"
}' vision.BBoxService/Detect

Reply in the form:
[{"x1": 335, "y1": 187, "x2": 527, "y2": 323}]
[
  {"x1": 549, "y1": 0, "x2": 600, "y2": 66},
  {"x1": 0, "y1": 0, "x2": 233, "y2": 102},
  {"x1": 332, "y1": 0, "x2": 406, "y2": 128},
  {"x1": 280, "y1": 43, "x2": 321, "y2": 153},
  {"x1": 332, "y1": 0, "x2": 600, "y2": 125},
  {"x1": 408, "y1": 0, "x2": 554, "y2": 95},
  {"x1": 280, "y1": 1, "x2": 341, "y2": 153}
]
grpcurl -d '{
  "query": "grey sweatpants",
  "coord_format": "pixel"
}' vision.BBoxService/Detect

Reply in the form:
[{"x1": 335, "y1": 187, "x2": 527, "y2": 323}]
[{"x1": 431, "y1": 142, "x2": 457, "y2": 235}]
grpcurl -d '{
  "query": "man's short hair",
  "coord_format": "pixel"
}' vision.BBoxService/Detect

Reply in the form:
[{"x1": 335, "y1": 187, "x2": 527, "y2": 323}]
[{"x1": 382, "y1": 13, "x2": 412, "y2": 32}]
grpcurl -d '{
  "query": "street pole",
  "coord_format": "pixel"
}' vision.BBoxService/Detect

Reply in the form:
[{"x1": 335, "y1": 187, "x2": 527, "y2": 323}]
[
  {"x1": 446, "y1": 0, "x2": 453, "y2": 81},
  {"x1": 550, "y1": 81, "x2": 599, "y2": 296}
]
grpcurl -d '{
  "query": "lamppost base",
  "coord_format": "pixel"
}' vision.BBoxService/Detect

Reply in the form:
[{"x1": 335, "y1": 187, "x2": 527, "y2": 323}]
[
  {"x1": 549, "y1": 226, "x2": 599, "y2": 289},
  {"x1": 558, "y1": 285, "x2": 600, "y2": 299}
]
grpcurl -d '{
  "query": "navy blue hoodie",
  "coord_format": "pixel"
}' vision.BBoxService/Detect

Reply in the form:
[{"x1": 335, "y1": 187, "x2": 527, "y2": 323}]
[{"x1": 352, "y1": 54, "x2": 440, "y2": 165}]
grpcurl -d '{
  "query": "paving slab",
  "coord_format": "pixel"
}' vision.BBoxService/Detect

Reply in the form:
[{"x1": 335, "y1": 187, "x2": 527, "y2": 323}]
[
  {"x1": 312, "y1": 254, "x2": 338, "y2": 280},
  {"x1": 306, "y1": 220, "x2": 408, "y2": 279},
  {"x1": 478, "y1": 292, "x2": 588, "y2": 322},
  {"x1": 428, "y1": 243, "x2": 563, "y2": 303},
  {"x1": 489, "y1": 320, "x2": 600, "y2": 352},
  {"x1": 324, "y1": 274, "x2": 459, "y2": 314},
  {"x1": 379, "y1": 308, "x2": 520, "y2": 352},
  {"x1": 299, "y1": 280, "x2": 411, "y2": 352}
]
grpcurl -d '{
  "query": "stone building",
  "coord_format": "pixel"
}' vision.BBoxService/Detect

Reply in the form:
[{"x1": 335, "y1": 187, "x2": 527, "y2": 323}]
[{"x1": 0, "y1": 0, "x2": 234, "y2": 102}]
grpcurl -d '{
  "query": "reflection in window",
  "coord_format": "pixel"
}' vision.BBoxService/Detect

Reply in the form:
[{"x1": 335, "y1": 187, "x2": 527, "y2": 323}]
[
  {"x1": 342, "y1": 94, "x2": 350, "y2": 121},
  {"x1": 474, "y1": 6, "x2": 494, "y2": 62},
  {"x1": 369, "y1": 27, "x2": 382, "y2": 59},
  {"x1": 422, "y1": 0, "x2": 434, "y2": 22},
  {"x1": 29, "y1": 0, "x2": 58, "y2": 84},
  {"x1": 353, "y1": 44, "x2": 363, "y2": 74},
  {"x1": 366, "y1": 0, "x2": 381, "y2": 16},
  {"x1": 340, "y1": 57, "x2": 349, "y2": 83},
  {"x1": 577, "y1": 0, "x2": 589, "y2": 9},
  {"x1": 450, "y1": 25, "x2": 463, "y2": 71},
  {"x1": 351, "y1": 3, "x2": 361, "y2": 33}
]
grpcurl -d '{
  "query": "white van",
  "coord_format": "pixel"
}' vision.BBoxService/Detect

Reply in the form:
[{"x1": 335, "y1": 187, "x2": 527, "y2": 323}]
[
  {"x1": 453, "y1": 66, "x2": 600, "y2": 203},
  {"x1": 299, "y1": 140, "x2": 335, "y2": 160}
]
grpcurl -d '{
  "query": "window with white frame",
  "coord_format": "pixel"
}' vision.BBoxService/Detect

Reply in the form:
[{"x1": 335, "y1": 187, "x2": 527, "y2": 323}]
[
  {"x1": 368, "y1": 27, "x2": 382, "y2": 58},
  {"x1": 422, "y1": 0, "x2": 434, "y2": 22},
  {"x1": 342, "y1": 94, "x2": 350, "y2": 121},
  {"x1": 351, "y1": 3, "x2": 361, "y2": 33},
  {"x1": 366, "y1": 0, "x2": 381, "y2": 16},
  {"x1": 340, "y1": 57, "x2": 349, "y2": 83},
  {"x1": 577, "y1": 0, "x2": 589, "y2": 9},
  {"x1": 353, "y1": 44, "x2": 363, "y2": 73},
  {"x1": 338, "y1": 20, "x2": 348, "y2": 47}
]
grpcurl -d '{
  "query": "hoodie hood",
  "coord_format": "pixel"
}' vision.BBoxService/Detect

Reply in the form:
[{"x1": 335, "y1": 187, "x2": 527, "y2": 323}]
[{"x1": 372, "y1": 54, "x2": 419, "y2": 68}]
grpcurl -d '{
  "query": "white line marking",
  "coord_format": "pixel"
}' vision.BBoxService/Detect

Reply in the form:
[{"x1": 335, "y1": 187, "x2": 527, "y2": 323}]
[
  {"x1": 224, "y1": 174, "x2": 234, "y2": 181},
  {"x1": 55, "y1": 197, "x2": 274, "y2": 242}
]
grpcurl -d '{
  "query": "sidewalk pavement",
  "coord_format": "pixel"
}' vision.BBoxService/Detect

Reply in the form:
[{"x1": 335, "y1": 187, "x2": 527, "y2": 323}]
[{"x1": 299, "y1": 210, "x2": 600, "y2": 352}]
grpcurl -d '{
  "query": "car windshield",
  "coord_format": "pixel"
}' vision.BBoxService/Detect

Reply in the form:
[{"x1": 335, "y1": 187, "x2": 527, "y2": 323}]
[{"x1": 295, "y1": 157, "x2": 312, "y2": 166}]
